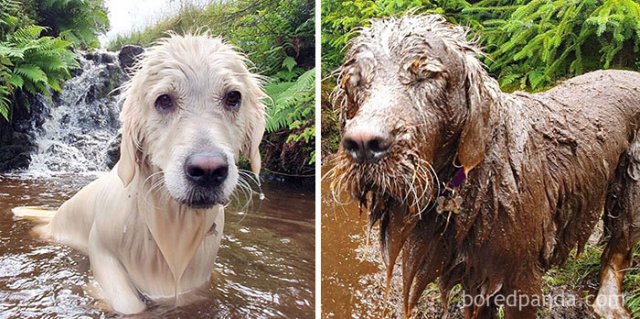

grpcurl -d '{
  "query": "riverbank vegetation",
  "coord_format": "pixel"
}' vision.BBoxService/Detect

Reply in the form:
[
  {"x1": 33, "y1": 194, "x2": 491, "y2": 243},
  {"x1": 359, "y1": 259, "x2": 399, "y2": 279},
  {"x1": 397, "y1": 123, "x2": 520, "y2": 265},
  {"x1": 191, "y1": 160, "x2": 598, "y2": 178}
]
[{"x1": 109, "y1": 0, "x2": 315, "y2": 177}]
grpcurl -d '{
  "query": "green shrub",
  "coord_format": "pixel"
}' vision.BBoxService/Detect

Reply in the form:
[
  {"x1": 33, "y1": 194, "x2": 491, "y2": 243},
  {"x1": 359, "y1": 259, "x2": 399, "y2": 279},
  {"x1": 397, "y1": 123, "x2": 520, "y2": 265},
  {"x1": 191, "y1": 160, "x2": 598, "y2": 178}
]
[
  {"x1": 35, "y1": 0, "x2": 109, "y2": 49},
  {"x1": 265, "y1": 67, "x2": 315, "y2": 164},
  {"x1": 321, "y1": 0, "x2": 471, "y2": 75},
  {"x1": 322, "y1": 0, "x2": 640, "y2": 90},
  {"x1": 473, "y1": 0, "x2": 640, "y2": 91},
  {"x1": 321, "y1": 0, "x2": 640, "y2": 155}
]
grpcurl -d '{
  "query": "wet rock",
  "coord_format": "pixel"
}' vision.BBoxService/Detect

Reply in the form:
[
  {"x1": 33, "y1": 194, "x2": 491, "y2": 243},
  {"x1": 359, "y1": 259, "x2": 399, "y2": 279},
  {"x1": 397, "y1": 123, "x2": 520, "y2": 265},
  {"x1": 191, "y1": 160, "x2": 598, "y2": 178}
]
[
  {"x1": 70, "y1": 66, "x2": 83, "y2": 77},
  {"x1": 118, "y1": 45, "x2": 145, "y2": 75},
  {"x1": 11, "y1": 132, "x2": 31, "y2": 145},
  {"x1": 0, "y1": 92, "x2": 51, "y2": 171},
  {"x1": 100, "y1": 53, "x2": 115, "y2": 64},
  {"x1": 84, "y1": 52, "x2": 116, "y2": 64},
  {"x1": 0, "y1": 144, "x2": 33, "y2": 171},
  {"x1": 85, "y1": 67, "x2": 123, "y2": 104}
]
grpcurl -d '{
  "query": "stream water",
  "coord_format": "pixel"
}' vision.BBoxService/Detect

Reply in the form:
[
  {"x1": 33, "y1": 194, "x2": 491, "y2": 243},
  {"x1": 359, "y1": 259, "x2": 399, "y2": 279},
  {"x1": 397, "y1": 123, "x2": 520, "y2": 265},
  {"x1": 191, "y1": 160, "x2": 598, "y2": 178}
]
[
  {"x1": 320, "y1": 167, "x2": 386, "y2": 319},
  {"x1": 0, "y1": 174, "x2": 314, "y2": 318}
]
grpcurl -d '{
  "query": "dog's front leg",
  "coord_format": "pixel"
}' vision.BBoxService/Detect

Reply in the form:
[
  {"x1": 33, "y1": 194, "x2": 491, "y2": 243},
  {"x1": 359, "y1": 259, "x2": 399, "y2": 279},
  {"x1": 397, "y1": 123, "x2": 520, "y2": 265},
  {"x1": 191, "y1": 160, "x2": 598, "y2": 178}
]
[{"x1": 88, "y1": 231, "x2": 146, "y2": 314}]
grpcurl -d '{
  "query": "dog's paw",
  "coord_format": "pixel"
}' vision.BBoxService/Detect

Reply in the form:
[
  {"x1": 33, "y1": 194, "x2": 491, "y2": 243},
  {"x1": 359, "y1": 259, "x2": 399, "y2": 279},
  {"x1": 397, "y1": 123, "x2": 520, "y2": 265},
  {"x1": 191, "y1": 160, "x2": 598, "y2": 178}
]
[
  {"x1": 112, "y1": 297, "x2": 146, "y2": 315},
  {"x1": 592, "y1": 295, "x2": 630, "y2": 319}
]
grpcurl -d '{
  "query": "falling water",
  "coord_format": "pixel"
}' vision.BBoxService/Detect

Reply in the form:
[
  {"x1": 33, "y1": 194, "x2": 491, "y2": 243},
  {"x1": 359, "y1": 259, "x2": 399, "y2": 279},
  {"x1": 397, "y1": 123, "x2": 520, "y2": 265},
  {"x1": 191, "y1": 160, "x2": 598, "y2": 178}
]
[{"x1": 27, "y1": 52, "x2": 124, "y2": 175}]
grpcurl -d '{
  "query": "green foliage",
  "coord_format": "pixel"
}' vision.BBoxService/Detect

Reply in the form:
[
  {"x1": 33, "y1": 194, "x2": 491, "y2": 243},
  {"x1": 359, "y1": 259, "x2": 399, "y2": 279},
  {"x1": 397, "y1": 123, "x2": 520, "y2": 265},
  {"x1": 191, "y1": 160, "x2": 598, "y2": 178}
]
[
  {"x1": 322, "y1": 0, "x2": 470, "y2": 73},
  {"x1": 322, "y1": 0, "x2": 640, "y2": 89},
  {"x1": 543, "y1": 244, "x2": 602, "y2": 288},
  {"x1": 540, "y1": 243, "x2": 640, "y2": 318},
  {"x1": 475, "y1": 0, "x2": 640, "y2": 91},
  {"x1": 0, "y1": 0, "x2": 79, "y2": 121},
  {"x1": 266, "y1": 68, "x2": 315, "y2": 132},
  {"x1": 626, "y1": 274, "x2": 640, "y2": 318},
  {"x1": 624, "y1": 245, "x2": 640, "y2": 318},
  {"x1": 265, "y1": 67, "x2": 316, "y2": 164},
  {"x1": 108, "y1": 0, "x2": 314, "y2": 76},
  {"x1": 35, "y1": 0, "x2": 109, "y2": 49}
]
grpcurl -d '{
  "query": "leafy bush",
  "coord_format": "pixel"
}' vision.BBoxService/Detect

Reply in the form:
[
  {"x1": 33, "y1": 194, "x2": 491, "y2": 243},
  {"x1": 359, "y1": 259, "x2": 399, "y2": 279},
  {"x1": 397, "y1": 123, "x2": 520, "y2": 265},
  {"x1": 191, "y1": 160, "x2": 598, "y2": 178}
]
[
  {"x1": 322, "y1": 0, "x2": 640, "y2": 89},
  {"x1": 470, "y1": 0, "x2": 640, "y2": 90},
  {"x1": 322, "y1": 0, "x2": 468, "y2": 75},
  {"x1": 34, "y1": 0, "x2": 109, "y2": 49},
  {"x1": 322, "y1": 0, "x2": 640, "y2": 157},
  {"x1": 108, "y1": 0, "x2": 314, "y2": 75},
  {"x1": 265, "y1": 67, "x2": 315, "y2": 164}
]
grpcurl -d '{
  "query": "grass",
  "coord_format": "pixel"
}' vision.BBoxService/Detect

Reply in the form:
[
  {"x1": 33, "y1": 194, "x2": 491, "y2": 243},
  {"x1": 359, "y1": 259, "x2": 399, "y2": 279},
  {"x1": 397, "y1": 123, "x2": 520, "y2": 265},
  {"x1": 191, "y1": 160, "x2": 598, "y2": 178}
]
[
  {"x1": 107, "y1": 2, "x2": 230, "y2": 51},
  {"x1": 542, "y1": 241, "x2": 640, "y2": 318},
  {"x1": 626, "y1": 246, "x2": 640, "y2": 318},
  {"x1": 406, "y1": 234, "x2": 640, "y2": 318}
]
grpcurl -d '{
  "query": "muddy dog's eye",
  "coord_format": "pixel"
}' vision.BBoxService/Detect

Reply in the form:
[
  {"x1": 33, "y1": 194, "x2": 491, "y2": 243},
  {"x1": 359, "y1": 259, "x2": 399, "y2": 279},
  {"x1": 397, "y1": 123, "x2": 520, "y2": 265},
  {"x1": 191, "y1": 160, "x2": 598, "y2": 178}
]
[
  {"x1": 403, "y1": 56, "x2": 445, "y2": 83},
  {"x1": 155, "y1": 94, "x2": 175, "y2": 113},
  {"x1": 224, "y1": 90, "x2": 242, "y2": 111}
]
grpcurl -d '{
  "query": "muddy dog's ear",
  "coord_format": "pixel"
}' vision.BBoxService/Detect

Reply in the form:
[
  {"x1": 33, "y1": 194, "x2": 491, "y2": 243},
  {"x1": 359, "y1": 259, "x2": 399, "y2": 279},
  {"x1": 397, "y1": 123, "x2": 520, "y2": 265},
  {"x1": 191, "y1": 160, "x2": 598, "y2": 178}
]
[
  {"x1": 117, "y1": 98, "x2": 143, "y2": 187},
  {"x1": 458, "y1": 57, "x2": 492, "y2": 174}
]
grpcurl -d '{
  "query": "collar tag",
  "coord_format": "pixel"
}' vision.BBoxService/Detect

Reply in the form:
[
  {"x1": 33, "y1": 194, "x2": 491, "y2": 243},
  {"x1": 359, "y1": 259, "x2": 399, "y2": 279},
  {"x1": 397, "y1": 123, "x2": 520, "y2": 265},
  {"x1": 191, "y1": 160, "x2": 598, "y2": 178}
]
[{"x1": 450, "y1": 168, "x2": 466, "y2": 188}]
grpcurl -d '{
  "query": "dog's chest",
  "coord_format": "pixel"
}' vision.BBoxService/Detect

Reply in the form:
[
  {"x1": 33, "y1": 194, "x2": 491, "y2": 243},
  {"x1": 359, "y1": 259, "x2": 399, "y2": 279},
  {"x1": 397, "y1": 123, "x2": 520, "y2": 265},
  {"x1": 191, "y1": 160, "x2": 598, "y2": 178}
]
[{"x1": 117, "y1": 207, "x2": 225, "y2": 299}]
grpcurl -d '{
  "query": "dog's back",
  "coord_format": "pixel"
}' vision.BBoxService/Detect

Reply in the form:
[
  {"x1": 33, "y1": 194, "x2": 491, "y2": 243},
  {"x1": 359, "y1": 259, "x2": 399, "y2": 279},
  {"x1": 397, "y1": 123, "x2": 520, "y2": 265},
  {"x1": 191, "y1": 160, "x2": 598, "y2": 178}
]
[
  {"x1": 12, "y1": 178, "x2": 103, "y2": 253},
  {"x1": 539, "y1": 69, "x2": 640, "y2": 116}
]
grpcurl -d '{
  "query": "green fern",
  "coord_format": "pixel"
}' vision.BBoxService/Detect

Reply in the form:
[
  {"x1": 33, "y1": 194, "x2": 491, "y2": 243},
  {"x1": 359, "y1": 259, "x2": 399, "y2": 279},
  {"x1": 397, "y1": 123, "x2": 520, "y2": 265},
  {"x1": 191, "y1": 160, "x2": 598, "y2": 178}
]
[
  {"x1": 474, "y1": 0, "x2": 640, "y2": 91},
  {"x1": 265, "y1": 67, "x2": 316, "y2": 164},
  {"x1": 265, "y1": 67, "x2": 315, "y2": 132},
  {"x1": 14, "y1": 64, "x2": 47, "y2": 84},
  {"x1": 36, "y1": 0, "x2": 109, "y2": 49},
  {"x1": 0, "y1": 4, "x2": 77, "y2": 121}
]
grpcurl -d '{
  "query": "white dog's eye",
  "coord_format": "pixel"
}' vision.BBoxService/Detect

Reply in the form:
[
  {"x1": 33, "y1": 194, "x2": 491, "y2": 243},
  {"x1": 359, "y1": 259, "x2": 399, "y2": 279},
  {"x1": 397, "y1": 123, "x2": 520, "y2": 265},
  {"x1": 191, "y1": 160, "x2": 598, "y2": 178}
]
[
  {"x1": 155, "y1": 94, "x2": 175, "y2": 113},
  {"x1": 223, "y1": 90, "x2": 241, "y2": 111}
]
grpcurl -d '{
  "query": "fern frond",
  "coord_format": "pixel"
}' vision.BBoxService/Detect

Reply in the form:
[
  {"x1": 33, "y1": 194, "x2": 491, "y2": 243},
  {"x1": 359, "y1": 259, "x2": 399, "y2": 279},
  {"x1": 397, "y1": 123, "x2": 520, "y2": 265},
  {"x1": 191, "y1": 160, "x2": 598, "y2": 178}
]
[{"x1": 13, "y1": 63, "x2": 47, "y2": 85}]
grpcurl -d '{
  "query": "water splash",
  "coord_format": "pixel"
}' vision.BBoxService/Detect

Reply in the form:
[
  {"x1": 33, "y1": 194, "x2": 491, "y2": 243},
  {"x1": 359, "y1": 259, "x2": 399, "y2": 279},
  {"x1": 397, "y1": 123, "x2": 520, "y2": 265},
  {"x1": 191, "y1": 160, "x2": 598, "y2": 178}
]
[{"x1": 27, "y1": 52, "x2": 124, "y2": 176}]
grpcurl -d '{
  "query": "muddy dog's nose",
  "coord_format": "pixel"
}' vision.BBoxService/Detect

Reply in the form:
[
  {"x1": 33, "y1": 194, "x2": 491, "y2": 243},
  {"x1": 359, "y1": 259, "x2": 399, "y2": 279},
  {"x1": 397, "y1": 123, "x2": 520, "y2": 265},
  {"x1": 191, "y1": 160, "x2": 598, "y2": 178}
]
[
  {"x1": 185, "y1": 152, "x2": 229, "y2": 188},
  {"x1": 342, "y1": 131, "x2": 392, "y2": 163}
]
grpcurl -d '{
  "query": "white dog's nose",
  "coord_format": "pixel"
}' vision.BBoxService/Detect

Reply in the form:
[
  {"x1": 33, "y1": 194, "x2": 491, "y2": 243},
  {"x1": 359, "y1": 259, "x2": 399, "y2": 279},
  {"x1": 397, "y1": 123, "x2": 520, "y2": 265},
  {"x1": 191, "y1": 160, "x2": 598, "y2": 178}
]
[{"x1": 184, "y1": 152, "x2": 229, "y2": 188}]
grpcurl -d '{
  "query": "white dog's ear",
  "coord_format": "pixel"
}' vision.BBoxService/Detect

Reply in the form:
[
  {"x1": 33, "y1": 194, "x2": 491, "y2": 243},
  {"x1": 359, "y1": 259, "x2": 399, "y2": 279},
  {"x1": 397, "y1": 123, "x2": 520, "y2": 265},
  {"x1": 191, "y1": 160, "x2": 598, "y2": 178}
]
[
  {"x1": 243, "y1": 101, "x2": 266, "y2": 179},
  {"x1": 118, "y1": 128, "x2": 136, "y2": 187},
  {"x1": 118, "y1": 100, "x2": 142, "y2": 187}
]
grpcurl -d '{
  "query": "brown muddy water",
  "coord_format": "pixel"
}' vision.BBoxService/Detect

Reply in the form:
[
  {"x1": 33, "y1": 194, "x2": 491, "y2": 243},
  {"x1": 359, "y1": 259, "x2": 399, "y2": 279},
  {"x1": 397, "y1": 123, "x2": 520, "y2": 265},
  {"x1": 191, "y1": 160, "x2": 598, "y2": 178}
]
[
  {"x1": 0, "y1": 173, "x2": 314, "y2": 319},
  {"x1": 321, "y1": 167, "x2": 389, "y2": 319}
]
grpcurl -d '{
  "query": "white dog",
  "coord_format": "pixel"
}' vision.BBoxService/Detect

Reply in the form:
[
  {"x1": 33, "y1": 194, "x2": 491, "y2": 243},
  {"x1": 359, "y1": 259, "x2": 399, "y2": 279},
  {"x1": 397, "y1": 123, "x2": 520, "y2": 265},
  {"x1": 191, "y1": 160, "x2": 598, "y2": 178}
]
[{"x1": 13, "y1": 34, "x2": 266, "y2": 314}]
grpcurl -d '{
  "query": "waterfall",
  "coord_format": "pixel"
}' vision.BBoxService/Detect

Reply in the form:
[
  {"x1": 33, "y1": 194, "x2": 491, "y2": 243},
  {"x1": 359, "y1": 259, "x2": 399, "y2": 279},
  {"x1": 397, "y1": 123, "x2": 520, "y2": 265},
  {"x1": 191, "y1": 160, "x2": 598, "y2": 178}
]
[{"x1": 26, "y1": 52, "x2": 124, "y2": 176}]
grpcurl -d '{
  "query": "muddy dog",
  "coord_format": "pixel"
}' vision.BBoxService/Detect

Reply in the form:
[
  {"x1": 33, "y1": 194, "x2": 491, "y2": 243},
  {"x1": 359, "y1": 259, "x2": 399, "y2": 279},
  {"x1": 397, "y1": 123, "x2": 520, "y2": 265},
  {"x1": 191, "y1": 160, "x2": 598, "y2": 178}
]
[
  {"x1": 13, "y1": 34, "x2": 266, "y2": 314},
  {"x1": 329, "y1": 14, "x2": 640, "y2": 319}
]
